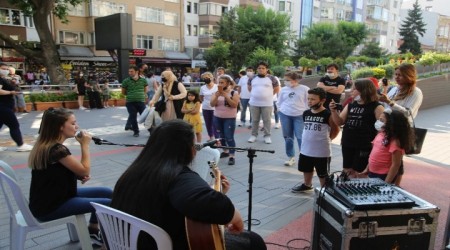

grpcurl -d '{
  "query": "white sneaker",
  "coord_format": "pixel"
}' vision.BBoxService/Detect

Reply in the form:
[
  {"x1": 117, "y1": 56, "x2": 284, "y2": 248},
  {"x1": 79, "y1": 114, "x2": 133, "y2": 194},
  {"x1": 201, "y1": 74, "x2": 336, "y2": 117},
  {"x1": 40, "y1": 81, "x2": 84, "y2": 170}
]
[
  {"x1": 0, "y1": 146, "x2": 7, "y2": 152},
  {"x1": 284, "y1": 157, "x2": 296, "y2": 166},
  {"x1": 274, "y1": 123, "x2": 280, "y2": 129},
  {"x1": 238, "y1": 122, "x2": 245, "y2": 127},
  {"x1": 264, "y1": 136, "x2": 272, "y2": 144},
  {"x1": 248, "y1": 136, "x2": 257, "y2": 143},
  {"x1": 79, "y1": 106, "x2": 86, "y2": 110},
  {"x1": 17, "y1": 144, "x2": 33, "y2": 152}
]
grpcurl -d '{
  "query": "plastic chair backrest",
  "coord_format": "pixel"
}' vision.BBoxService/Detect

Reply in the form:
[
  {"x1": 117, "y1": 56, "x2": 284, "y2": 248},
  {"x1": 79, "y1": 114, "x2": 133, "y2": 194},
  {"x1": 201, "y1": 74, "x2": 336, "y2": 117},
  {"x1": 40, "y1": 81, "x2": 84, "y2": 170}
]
[
  {"x1": 191, "y1": 146, "x2": 220, "y2": 181},
  {"x1": 0, "y1": 171, "x2": 41, "y2": 228},
  {"x1": 0, "y1": 160, "x2": 17, "y2": 181},
  {"x1": 91, "y1": 202, "x2": 172, "y2": 250}
]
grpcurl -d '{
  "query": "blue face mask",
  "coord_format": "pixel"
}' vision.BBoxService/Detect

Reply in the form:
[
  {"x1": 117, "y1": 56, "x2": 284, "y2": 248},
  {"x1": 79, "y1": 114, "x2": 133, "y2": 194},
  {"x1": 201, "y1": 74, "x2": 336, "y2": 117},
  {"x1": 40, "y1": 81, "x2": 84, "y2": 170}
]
[{"x1": 374, "y1": 120, "x2": 384, "y2": 131}]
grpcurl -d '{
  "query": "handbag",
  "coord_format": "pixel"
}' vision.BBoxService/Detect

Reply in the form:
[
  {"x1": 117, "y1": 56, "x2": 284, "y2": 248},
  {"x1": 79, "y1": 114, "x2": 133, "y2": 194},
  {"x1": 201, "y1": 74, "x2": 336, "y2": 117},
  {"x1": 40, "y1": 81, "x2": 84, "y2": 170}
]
[
  {"x1": 154, "y1": 95, "x2": 166, "y2": 114},
  {"x1": 406, "y1": 109, "x2": 427, "y2": 155}
]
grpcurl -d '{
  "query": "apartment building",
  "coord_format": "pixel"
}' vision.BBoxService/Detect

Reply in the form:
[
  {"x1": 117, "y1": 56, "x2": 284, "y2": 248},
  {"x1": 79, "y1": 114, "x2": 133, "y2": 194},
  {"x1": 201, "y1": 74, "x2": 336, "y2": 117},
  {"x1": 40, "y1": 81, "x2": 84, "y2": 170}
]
[
  {"x1": 401, "y1": 0, "x2": 450, "y2": 16},
  {"x1": 0, "y1": 1, "x2": 38, "y2": 74}
]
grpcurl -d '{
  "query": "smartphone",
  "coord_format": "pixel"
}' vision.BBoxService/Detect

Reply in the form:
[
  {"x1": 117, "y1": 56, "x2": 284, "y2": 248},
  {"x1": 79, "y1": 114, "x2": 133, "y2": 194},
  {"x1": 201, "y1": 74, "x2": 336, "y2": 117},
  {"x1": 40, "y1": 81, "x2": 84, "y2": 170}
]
[{"x1": 334, "y1": 103, "x2": 343, "y2": 111}]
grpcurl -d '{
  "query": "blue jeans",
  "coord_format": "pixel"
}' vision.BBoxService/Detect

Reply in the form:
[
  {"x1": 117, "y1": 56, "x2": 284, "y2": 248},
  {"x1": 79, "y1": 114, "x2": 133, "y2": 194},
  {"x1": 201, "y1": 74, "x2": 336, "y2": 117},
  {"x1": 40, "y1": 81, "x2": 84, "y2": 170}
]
[
  {"x1": 279, "y1": 112, "x2": 304, "y2": 158},
  {"x1": 37, "y1": 187, "x2": 112, "y2": 224},
  {"x1": 203, "y1": 109, "x2": 219, "y2": 138},
  {"x1": 213, "y1": 116, "x2": 236, "y2": 155},
  {"x1": 125, "y1": 101, "x2": 147, "y2": 133},
  {"x1": 239, "y1": 98, "x2": 251, "y2": 123}
]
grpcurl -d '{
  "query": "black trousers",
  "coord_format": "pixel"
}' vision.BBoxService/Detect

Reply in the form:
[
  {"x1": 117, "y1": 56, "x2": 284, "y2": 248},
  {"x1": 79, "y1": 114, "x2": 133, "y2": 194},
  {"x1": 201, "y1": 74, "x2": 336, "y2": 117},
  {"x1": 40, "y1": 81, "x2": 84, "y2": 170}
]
[{"x1": 87, "y1": 91, "x2": 103, "y2": 109}]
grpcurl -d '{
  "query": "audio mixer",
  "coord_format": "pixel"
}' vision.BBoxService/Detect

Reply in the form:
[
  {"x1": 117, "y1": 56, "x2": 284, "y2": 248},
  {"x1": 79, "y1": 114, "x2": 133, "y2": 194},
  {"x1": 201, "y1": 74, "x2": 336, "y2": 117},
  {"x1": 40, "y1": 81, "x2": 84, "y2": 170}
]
[{"x1": 324, "y1": 178, "x2": 416, "y2": 210}]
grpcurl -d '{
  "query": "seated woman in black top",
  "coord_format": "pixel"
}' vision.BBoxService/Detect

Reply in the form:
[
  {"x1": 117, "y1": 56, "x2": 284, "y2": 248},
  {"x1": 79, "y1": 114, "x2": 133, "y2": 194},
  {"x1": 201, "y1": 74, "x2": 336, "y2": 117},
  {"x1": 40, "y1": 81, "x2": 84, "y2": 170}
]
[
  {"x1": 28, "y1": 108, "x2": 112, "y2": 245},
  {"x1": 111, "y1": 119, "x2": 266, "y2": 249}
]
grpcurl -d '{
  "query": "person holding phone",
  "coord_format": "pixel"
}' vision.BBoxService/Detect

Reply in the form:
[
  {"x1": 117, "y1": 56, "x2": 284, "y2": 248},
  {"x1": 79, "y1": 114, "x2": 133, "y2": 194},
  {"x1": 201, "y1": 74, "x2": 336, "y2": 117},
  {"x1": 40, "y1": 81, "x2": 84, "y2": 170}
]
[{"x1": 330, "y1": 79, "x2": 384, "y2": 177}]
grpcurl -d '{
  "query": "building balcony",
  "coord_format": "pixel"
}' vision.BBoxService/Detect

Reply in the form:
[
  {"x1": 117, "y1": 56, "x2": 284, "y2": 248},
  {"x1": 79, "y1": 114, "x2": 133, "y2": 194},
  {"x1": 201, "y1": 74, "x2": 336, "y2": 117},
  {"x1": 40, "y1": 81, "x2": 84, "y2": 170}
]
[
  {"x1": 239, "y1": 0, "x2": 262, "y2": 8},
  {"x1": 199, "y1": 15, "x2": 221, "y2": 26},
  {"x1": 199, "y1": 36, "x2": 215, "y2": 48},
  {"x1": 366, "y1": 0, "x2": 386, "y2": 7}
]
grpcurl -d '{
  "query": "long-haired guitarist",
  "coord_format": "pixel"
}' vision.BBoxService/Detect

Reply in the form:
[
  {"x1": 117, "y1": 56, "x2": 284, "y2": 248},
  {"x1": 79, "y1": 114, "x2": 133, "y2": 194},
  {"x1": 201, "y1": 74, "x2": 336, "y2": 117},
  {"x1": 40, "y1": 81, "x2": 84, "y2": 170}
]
[{"x1": 111, "y1": 120, "x2": 267, "y2": 249}]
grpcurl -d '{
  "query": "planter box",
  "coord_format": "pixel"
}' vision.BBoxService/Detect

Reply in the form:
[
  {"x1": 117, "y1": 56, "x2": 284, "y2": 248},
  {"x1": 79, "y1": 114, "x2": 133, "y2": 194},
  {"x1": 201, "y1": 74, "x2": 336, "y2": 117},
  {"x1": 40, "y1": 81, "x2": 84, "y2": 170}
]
[
  {"x1": 25, "y1": 103, "x2": 34, "y2": 111},
  {"x1": 34, "y1": 101, "x2": 64, "y2": 111},
  {"x1": 114, "y1": 99, "x2": 126, "y2": 106},
  {"x1": 63, "y1": 101, "x2": 80, "y2": 109}
]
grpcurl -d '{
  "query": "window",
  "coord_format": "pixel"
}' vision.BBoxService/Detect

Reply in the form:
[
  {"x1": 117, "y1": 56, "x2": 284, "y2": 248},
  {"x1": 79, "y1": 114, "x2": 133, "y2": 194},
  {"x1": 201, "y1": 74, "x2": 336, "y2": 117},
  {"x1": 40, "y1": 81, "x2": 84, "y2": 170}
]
[
  {"x1": 91, "y1": 0, "x2": 126, "y2": 17},
  {"x1": 136, "y1": 6, "x2": 163, "y2": 24},
  {"x1": 279, "y1": 1, "x2": 285, "y2": 11},
  {"x1": 68, "y1": 4, "x2": 85, "y2": 16},
  {"x1": 193, "y1": 3, "x2": 198, "y2": 14},
  {"x1": 336, "y1": 9, "x2": 344, "y2": 20},
  {"x1": 157, "y1": 37, "x2": 179, "y2": 51},
  {"x1": 0, "y1": 9, "x2": 23, "y2": 26},
  {"x1": 393, "y1": 1, "x2": 398, "y2": 8},
  {"x1": 24, "y1": 15, "x2": 34, "y2": 28},
  {"x1": 199, "y1": 3, "x2": 225, "y2": 16},
  {"x1": 320, "y1": 8, "x2": 333, "y2": 19},
  {"x1": 193, "y1": 25, "x2": 198, "y2": 36},
  {"x1": 425, "y1": 6, "x2": 432, "y2": 11},
  {"x1": 187, "y1": 2, "x2": 192, "y2": 13},
  {"x1": 165, "y1": 0, "x2": 179, "y2": 2},
  {"x1": 390, "y1": 40, "x2": 394, "y2": 47},
  {"x1": 164, "y1": 12, "x2": 178, "y2": 26},
  {"x1": 136, "y1": 35, "x2": 153, "y2": 49},
  {"x1": 59, "y1": 31, "x2": 86, "y2": 45},
  {"x1": 187, "y1": 24, "x2": 192, "y2": 36},
  {"x1": 199, "y1": 25, "x2": 210, "y2": 36}
]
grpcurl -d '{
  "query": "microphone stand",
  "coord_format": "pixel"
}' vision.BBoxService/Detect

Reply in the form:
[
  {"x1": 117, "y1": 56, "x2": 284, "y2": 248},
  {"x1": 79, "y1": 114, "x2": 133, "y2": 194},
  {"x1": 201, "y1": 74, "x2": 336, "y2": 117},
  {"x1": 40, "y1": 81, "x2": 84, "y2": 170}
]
[
  {"x1": 92, "y1": 137, "x2": 145, "y2": 147},
  {"x1": 212, "y1": 145, "x2": 275, "y2": 232}
]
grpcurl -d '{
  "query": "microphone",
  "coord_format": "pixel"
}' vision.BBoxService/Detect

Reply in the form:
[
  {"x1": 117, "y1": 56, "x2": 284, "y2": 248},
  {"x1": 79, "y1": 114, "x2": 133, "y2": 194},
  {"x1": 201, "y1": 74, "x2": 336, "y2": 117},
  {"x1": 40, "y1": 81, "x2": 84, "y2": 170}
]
[
  {"x1": 76, "y1": 131, "x2": 104, "y2": 145},
  {"x1": 194, "y1": 139, "x2": 220, "y2": 151}
]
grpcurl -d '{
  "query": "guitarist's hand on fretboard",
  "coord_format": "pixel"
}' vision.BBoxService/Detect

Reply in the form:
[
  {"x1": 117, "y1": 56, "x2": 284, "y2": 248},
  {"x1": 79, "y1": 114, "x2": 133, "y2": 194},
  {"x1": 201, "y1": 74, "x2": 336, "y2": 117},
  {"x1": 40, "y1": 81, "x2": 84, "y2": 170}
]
[{"x1": 220, "y1": 175, "x2": 230, "y2": 194}]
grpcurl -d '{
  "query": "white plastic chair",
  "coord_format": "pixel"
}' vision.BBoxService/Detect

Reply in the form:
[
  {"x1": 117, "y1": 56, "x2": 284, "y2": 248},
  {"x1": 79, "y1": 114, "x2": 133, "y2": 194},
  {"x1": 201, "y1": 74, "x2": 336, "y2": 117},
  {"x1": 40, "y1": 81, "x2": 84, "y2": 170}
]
[
  {"x1": 0, "y1": 161, "x2": 93, "y2": 250},
  {"x1": 90, "y1": 202, "x2": 172, "y2": 250},
  {"x1": 191, "y1": 146, "x2": 221, "y2": 181}
]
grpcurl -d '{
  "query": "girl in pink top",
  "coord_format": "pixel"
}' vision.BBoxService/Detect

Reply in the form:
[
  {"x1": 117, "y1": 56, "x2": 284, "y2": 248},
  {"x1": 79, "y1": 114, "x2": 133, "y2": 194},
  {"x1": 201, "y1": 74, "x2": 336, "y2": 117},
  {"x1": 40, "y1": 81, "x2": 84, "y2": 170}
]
[{"x1": 358, "y1": 109, "x2": 414, "y2": 184}]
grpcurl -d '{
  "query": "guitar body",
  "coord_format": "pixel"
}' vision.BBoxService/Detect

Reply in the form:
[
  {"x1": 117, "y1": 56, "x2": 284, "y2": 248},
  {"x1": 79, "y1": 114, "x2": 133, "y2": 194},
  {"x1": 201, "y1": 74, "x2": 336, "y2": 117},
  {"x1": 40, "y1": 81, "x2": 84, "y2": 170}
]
[
  {"x1": 186, "y1": 161, "x2": 226, "y2": 250},
  {"x1": 185, "y1": 218, "x2": 225, "y2": 250}
]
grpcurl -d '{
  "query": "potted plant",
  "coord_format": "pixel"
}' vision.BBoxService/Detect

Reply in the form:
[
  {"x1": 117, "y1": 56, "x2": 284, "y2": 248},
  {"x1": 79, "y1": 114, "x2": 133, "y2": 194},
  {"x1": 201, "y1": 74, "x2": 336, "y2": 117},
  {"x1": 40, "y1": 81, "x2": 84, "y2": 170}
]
[
  {"x1": 110, "y1": 90, "x2": 126, "y2": 106},
  {"x1": 24, "y1": 94, "x2": 34, "y2": 111},
  {"x1": 62, "y1": 92, "x2": 79, "y2": 109},
  {"x1": 30, "y1": 92, "x2": 65, "y2": 111}
]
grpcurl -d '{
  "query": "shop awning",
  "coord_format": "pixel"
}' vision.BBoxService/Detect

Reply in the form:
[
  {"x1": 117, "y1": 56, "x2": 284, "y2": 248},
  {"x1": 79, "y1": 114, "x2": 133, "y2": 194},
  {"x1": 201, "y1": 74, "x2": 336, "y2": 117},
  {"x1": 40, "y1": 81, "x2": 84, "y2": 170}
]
[
  {"x1": 60, "y1": 56, "x2": 114, "y2": 62},
  {"x1": 165, "y1": 51, "x2": 191, "y2": 60},
  {"x1": 58, "y1": 45, "x2": 94, "y2": 57}
]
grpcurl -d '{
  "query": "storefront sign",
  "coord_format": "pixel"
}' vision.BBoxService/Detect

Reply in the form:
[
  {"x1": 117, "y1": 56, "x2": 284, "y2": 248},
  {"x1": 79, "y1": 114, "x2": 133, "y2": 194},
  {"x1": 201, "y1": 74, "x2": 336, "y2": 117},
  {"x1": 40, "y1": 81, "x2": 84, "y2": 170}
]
[
  {"x1": 129, "y1": 49, "x2": 146, "y2": 56},
  {"x1": 192, "y1": 60, "x2": 207, "y2": 68}
]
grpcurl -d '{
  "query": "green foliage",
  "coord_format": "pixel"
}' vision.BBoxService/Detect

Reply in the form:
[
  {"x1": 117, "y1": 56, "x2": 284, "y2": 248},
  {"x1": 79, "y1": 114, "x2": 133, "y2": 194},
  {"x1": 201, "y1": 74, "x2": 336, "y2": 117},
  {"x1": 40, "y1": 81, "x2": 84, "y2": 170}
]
[
  {"x1": 62, "y1": 92, "x2": 78, "y2": 101},
  {"x1": 298, "y1": 57, "x2": 312, "y2": 68},
  {"x1": 398, "y1": 0, "x2": 426, "y2": 54},
  {"x1": 378, "y1": 64, "x2": 395, "y2": 78},
  {"x1": 318, "y1": 57, "x2": 333, "y2": 70},
  {"x1": 372, "y1": 68, "x2": 386, "y2": 79},
  {"x1": 281, "y1": 59, "x2": 294, "y2": 67},
  {"x1": 271, "y1": 66, "x2": 286, "y2": 77},
  {"x1": 360, "y1": 42, "x2": 388, "y2": 58},
  {"x1": 351, "y1": 67, "x2": 374, "y2": 80},
  {"x1": 418, "y1": 52, "x2": 438, "y2": 67},
  {"x1": 246, "y1": 47, "x2": 278, "y2": 69},
  {"x1": 204, "y1": 40, "x2": 231, "y2": 70},
  {"x1": 334, "y1": 58, "x2": 345, "y2": 71},
  {"x1": 29, "y1": 92, "x2": 65, "y2": 102},
  {"x1": 346, "y1": 56, "x2": 359, "y2": 63},
  {"x1": 110, "y1": 90, "x2": 125, "y2": 100},
  {"x1": 295, "y1": 21, "x2": 367, "y2": 60},
  {"x1": 214, "y1": 6, "x2": 291, "y2": 72}
]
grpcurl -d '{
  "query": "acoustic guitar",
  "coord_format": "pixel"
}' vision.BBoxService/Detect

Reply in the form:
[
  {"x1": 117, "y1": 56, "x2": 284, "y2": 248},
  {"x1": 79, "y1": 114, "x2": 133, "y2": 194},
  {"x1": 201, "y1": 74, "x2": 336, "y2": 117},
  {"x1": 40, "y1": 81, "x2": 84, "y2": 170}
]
[{"x1": 185, "y1": 161, "x2": 226, "y2": 250}]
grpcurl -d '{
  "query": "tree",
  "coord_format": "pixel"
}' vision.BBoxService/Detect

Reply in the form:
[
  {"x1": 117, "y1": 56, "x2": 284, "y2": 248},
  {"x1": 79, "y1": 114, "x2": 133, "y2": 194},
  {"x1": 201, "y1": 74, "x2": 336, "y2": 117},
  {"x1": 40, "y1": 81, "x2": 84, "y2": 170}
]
[
  {"x1": 295, "y1": 22, "x2": 367, "y2": 60},
  {"x1": 360, "y1": 42, "x2": 388, "y2": 58},
  {"x1": 203, "y1": 40, "x2": 231, "y2": 70},
  {"x1": 246, "y1": 47, "x2": 278, "y2": 69},
  {"x1": 0, "y1": 0, "x2": 86, "y2": 85},
  {"x1": 281, "y1": 59, "x2": 294, "y2": 68},
  {"x1": 214, "y1": 6, "x2": 291, "y2": 72},
  {"x1": 398, "y1": 0, "x2": 426, "y2": 55}
]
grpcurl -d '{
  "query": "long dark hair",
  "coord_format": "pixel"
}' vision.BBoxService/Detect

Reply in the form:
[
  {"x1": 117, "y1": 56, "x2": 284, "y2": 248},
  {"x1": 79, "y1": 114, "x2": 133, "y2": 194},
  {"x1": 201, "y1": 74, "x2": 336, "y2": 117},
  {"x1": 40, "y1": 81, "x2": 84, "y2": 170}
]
[
  {"x1": 383, "y1": 110, "x2": 414, "y2": 151},
  {"x1": 111, "y1": 120, "x2": 195, "y2": 224},
  {"x1": 354, "y1": 78, "x2": 379, "y2": 103},
  {"x1": 185, "y1": 90, "x2": 200, "y2": 103}
]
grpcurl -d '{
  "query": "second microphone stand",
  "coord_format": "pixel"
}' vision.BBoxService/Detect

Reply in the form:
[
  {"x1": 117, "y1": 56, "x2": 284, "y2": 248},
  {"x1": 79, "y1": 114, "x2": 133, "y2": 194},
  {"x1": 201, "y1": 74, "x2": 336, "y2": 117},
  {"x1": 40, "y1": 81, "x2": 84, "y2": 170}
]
[
  {"x1": 92, "y1": 137, "x2": 145, "y2": 147},
  {"x1": 212, "y1": 145, "x2": 275, "y2": 231}
]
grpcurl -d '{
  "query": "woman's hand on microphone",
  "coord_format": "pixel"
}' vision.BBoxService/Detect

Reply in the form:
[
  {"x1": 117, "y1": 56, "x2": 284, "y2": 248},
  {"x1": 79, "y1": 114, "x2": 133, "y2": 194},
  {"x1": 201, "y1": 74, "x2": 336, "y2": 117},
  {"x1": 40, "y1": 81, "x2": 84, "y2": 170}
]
[{"x1": 75, "y1": 130, "x2": 92, "y2": 145}]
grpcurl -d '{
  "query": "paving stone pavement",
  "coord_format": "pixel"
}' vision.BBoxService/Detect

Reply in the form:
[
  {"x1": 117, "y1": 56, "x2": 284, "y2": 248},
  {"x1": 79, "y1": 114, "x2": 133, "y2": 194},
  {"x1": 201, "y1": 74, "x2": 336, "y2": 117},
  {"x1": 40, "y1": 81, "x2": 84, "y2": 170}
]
[{"x1": 0, "y1": 105, "x2": 449, "y2": 249}]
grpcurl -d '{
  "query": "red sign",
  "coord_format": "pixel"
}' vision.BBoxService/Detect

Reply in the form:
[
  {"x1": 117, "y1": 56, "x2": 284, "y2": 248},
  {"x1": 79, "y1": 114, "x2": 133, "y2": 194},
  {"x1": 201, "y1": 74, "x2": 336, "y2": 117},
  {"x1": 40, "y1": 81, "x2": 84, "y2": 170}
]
[
  {"x1": 129, "y1": 49, "x2": 146, "y2": 56},
  {"x1": 1, "y1": 57, "x2": 25, "y2": 62}
]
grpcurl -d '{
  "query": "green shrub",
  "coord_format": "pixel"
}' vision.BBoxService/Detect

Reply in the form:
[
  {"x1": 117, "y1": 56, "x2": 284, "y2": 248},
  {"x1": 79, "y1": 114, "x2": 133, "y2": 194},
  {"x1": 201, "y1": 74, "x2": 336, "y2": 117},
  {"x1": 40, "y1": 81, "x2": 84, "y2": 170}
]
[
  {"x1": 378, "y1": 64, "x2": 394, "y2": 78},
  {"x1": 351, "y1": 67, "x2": 374, "y2": 79},
  {"x1": 372, "y1": 67, "x2": 386, "y2": 79},
  {"x1": 271, "y1": 65, "x2": 285, "y2": 77},
  {"x1": 29, "y1": 92, "x2": 65, "y2": 102},
  {"x1": 110, "y1": 90, "x2": 125, "y2": 100}
]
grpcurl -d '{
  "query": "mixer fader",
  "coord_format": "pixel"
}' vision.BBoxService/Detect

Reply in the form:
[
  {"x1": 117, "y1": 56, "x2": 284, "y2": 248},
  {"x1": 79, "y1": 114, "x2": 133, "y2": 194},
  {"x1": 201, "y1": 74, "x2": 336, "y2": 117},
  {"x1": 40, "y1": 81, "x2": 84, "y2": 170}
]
[{"x1": 324, "y1": 178, "x2": 416, "y2": 210}]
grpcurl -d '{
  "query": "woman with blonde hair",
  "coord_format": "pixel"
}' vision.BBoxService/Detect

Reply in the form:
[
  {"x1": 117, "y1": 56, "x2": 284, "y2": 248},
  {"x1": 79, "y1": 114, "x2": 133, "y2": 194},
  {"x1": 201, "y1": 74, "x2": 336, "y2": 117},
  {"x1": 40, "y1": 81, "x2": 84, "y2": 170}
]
[
  {"x1": 378, "y1": 63, "x2": 423, "y2": 185},
  {"x1": 150, "y1": 70, "x2": 187, "y2": 121}
]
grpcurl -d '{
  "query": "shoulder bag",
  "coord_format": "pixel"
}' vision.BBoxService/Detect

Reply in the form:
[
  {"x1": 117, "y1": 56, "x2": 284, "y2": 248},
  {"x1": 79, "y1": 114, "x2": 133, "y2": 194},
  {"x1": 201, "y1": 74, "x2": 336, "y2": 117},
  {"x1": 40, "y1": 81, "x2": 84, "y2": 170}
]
[{"x1": 406, "y1": 109, "x2": 427, "y2": 155}]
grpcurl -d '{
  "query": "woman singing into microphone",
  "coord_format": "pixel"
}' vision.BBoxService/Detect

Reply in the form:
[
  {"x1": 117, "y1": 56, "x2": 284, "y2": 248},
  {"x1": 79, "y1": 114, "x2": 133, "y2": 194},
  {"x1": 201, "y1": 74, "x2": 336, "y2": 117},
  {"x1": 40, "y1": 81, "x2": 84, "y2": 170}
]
[{"x1": 28, "y1": 108, "x2": 112, "y2": 246}]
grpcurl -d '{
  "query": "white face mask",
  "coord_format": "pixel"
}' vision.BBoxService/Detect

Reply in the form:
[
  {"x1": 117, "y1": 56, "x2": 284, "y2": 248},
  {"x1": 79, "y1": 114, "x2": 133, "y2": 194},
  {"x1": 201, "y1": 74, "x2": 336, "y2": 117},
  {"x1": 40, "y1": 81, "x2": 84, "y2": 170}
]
[
  {"x1": 326, "y1": 72, "x2": 335, "y2": 78},
  {"x1": 353, "y1": 95, "x2": 361, "y2": 102},
  {"x1": 284, "y1": 81, "x2": 292, "y2": 87},
  {"x1": 247, "y1": 72, "x2": 254, "y2": 78},
  {"x1": 374, "y1": 120, "x2": 384, "y2": 131},
  {"x1": 0, "y1": 69, "x2": 9, "y2": 77}
]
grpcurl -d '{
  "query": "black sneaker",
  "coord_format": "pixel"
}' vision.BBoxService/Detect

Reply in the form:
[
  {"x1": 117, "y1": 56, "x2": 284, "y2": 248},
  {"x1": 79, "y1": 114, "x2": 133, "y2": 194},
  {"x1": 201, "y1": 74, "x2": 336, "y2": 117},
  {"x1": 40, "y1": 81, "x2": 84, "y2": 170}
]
[
  {"x1": 228, "y1": 157, "x2": 235, "y2": 165},
  {"x1": 125, "y1": 125, "x2": 131, "y2": 131},
  {"x1": 133, "y1": 132, "x2": 139, "y2": 137},
  {"x1": 220, "y1": 152, "x2": 230, "y2": 158},
  {"x1": 88, "y1": 227, "x2": 103, "y2": 246},
  {"x1": 291, "y1": 183, "x2": 313, "y2": 193}
]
